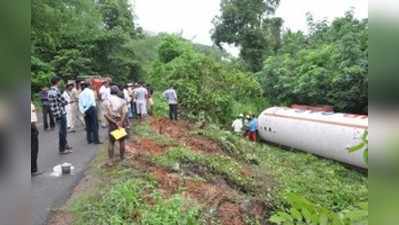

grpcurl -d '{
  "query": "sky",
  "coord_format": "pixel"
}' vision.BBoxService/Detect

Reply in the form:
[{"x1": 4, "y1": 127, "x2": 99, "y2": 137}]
[{"x1": 132, "y1": 0, "x2": 368, "y2": 56}]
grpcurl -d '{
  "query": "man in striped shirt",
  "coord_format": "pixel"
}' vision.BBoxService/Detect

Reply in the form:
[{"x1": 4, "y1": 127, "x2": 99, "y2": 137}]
[{"x1": 48, "y1": 76, "x2": 72, "y2": 154}]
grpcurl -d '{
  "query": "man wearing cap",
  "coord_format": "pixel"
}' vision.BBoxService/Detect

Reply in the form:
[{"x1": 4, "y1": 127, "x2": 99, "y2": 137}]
[
  {"x1": 232, "y1": 114, "x2": 244, "y2": 135},
  {"x1": 62, "y1": 81, "x2": 76, "y2": 132},
  {"x1": 248, "y1": 114, "x2": 258, "y2": 142},
  {"x1": 72, "y1": 80, "x2": 85, "y2": 127},
  {"x1": 79, "y1": 82, "x2": 102, "y2": 144}
]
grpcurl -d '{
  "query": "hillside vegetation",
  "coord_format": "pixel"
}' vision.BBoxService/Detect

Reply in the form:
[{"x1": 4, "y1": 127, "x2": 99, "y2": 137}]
[
  {"x1": 68, "y1": 118, "x2": 367, "y2": 225},
  {"x1": 32, "y1": 0, "x2": 368, "y2": 116},
  {"x1": 33, "y1": 0, "x2": 368, "y2": 224}
]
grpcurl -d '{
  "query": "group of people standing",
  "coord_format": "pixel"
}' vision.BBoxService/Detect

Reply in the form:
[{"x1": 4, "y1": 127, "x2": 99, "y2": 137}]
[
  {"x1": 231, "y1": 113, "x2": 258, "y2": 142},
  {"x1": 31, "y1": 76, "x2": 179, "y2": 174}
]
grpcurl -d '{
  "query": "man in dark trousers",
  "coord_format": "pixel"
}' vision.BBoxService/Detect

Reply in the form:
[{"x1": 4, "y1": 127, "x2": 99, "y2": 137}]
[
  {"x1": 40, "y1": 87, "x2": 55, "y2": 130},
  {"x1": 79, "y1": 82, "x2": 102, "y2": 144},
  {"x1": 163, "y1": 86, "x2": 178, "y2": 121},
  {"x1": 48, "y1": 76, "x2": 73, "y2": 154},
  {"x1": 31, "y1": 102, "x2": 39, "y2": 175}
]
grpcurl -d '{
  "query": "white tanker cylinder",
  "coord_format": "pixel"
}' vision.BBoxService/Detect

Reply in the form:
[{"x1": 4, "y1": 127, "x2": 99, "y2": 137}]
[{"x1": 257, "y1": 107, "x2": 368, "y2": 169}]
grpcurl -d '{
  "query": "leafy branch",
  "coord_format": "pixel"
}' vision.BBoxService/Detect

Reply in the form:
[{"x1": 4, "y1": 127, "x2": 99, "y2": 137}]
[
  {"x1": 270, "y1": 193, "x2": 368, "y2": 225},
  {"x1": 348, "y1": 130, "x2": 368, "y2": 165}
]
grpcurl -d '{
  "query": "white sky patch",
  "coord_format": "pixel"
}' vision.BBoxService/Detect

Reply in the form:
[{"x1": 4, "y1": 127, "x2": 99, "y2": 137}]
[
  {"x1": 131, "y1": 0, "x2": 368, "y2": 56},
  {"x1": 276, "y1": 0, "x2": 368, "y2": 33}
]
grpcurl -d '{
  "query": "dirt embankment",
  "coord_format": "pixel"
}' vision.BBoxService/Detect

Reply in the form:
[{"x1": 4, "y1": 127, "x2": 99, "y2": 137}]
[
  {"x1": 125, "y1": 117, "x2": 272, "y2": 225},
  {"x1": 150, "y1": 117, "x2": 223, "y2": 154}
]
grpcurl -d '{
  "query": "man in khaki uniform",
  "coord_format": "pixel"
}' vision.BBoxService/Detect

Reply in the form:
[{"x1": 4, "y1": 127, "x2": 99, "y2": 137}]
[{"x1": 73, "y1": 81, "x2": 86, "y2": 127}]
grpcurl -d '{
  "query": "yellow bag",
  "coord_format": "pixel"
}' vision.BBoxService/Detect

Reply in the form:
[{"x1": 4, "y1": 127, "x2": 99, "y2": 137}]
[{"x1": 110, "y1": 128, "x2": 128, "y2": 140}]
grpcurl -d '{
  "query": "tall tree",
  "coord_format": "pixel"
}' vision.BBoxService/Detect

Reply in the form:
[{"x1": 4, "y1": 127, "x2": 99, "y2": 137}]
[
  {"x1": 31, "y1": 0, "x2": 143, "y2": 89},
  {"x1": 259, "y1": 11, "x2": 368, "y2": 113},
  {"x1": 98, "y1": 0, "x2": 137, "y2": 38},
  {"x1": 211, "y1": 0, "x2": 281, "y2": 72}
]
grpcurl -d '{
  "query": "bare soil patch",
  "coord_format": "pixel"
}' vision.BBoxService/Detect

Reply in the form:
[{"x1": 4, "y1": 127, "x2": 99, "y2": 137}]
[
  {"x1": 127, "y1": 138, "x2": 173, "y2": 156},
  {"x1": 150, "y1": 117, "x2": 223, "y2": 154}
]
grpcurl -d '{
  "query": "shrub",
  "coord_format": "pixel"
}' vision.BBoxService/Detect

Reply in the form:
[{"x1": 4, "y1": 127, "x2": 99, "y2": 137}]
[
  {"x1": 151, "y1": 36, "x2": 264, "y2": 124},
  {"x1": 270, "y1": 193, "x2": 368, "y2": 225}
]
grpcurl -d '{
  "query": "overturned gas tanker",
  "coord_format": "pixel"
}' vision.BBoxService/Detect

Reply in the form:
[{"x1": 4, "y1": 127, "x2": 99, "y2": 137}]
[{"x1": 257, "y1": 107, "x2": 368, "y2": 169}]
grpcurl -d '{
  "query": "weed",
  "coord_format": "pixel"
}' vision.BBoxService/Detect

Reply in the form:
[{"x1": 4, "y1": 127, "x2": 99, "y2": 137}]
[
  {"x1": 72, "y1": 178, "x2": 201, "y2": 225},
  {"x1": 153, "y1": 147, "x2": 257, "y2": 194},
  {"x1": 198, "y1": 125, "x2": 368, "y2": 212},
  {"x1": 269, "y1": 193, "x2": 368, "y2": 225}
]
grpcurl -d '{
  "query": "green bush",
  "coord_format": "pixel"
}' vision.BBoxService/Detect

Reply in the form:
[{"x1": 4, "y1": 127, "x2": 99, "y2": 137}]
[
  {"x1": 259, "y1": 12, "x2": 368, "y2": 113},
  {"x1": 270, "y1": 193, "x2": 368, "y2": 225},
  {"x1": 152, "y1": 92, "x2": 170, "y2": 117},
  {"x1": 150, "y1": 36, "x2": 264, "y2": 124}
]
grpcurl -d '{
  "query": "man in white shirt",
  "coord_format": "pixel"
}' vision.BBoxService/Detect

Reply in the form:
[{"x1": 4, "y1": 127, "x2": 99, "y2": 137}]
[
  {"x1": 70, "y1": 80, "x2": 85, "y2": 127},
  {"x1": 133, "y1": 82, "x2": 148, "y2": 120},
  {"x1": 163, "y1": 86, "x2": 178, "y2": 121},
  {"x1": 98, "y1": 79, "x2": 111, "y2": 127},
  {"x1": 79, "y1": 82, "x2": 101, "y2": 144},
  {"x1": 62, "y1": 82, "x2": 76, "y2": 132},
  {"x1": 31, "y1": 102, "x2": 39, "y2": 175},
  {"x1": 232, "y1": 114, "x2": 244, "y2": 134}
]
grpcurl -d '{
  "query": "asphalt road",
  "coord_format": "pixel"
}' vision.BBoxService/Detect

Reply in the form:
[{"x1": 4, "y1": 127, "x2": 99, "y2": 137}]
[{"x1": 32, "y1": 118, "x2": 106, "y2": 225}]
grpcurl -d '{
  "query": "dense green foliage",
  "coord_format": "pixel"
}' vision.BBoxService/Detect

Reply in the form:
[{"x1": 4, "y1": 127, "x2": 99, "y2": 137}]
[
  {"x1": 32, "y1": 0, "x2": 368, "y2": 115},
  {"x1": 31, "y1": 0, "x2": 143, "y2": 92},
  {"x1": 150, "y1": 36, "x2": 264, "y2": 123},
  {"x1": 212, "y1": 0, "x2": 282, "y2": 72},
  {"x1": 270, "y1": 194, "x2": 368, "y2": 225},
  {"x1": 258, "y1": 12, "x2": 368, "y2": 113}
]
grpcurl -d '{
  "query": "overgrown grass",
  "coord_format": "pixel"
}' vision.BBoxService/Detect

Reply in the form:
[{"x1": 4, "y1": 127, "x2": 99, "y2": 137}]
[
  {"x1": 71, "y1": 166, "x2": 201, "y2": 225},
  {"x1": 199, "y1": 125, "x2": 368, "y2": 212},
  {"x1": 153, "y1": 146, "x2": 256, "y2": 193},
  {"x1": 133, "y1": 119, "x2": 367, "y2": 213},
  {"x1": 87, "y1": 118, "x2": 367, "y2": 225},
  {"x1": 67, "y1": 135, "x2": 202, "y2": 225}
]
